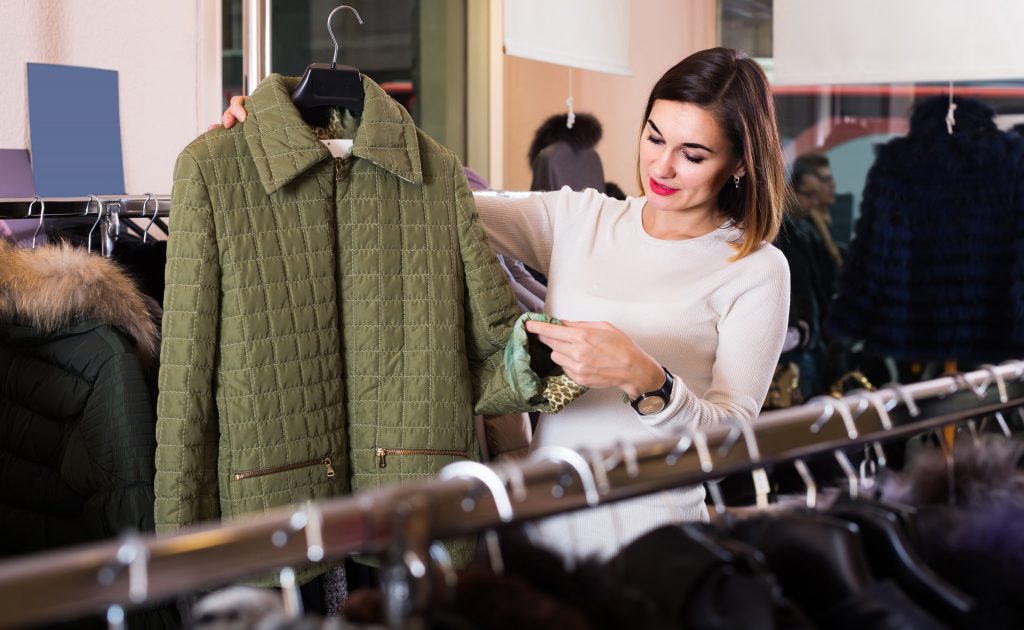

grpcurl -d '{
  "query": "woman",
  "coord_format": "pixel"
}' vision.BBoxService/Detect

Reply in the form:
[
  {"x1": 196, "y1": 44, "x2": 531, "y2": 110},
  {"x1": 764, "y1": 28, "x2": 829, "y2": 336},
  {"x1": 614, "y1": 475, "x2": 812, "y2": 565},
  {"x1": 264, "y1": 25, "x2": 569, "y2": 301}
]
[{"x1": 215, "y1": 47, "x2": 790, "y2": 559}]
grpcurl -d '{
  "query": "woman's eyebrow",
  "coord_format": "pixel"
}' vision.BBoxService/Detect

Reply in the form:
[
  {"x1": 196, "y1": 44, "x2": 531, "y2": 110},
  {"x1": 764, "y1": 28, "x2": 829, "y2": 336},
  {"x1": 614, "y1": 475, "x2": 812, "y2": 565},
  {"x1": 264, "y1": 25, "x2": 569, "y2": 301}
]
[{"x1": 647, "y1": 118, "x2": 715, "y2": 153}]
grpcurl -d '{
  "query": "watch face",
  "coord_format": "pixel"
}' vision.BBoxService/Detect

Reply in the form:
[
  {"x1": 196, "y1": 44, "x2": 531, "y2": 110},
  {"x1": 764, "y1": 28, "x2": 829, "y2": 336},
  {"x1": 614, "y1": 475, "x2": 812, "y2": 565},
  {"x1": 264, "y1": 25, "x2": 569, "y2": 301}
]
[{"x1": 637, "y1": 395, "x2": 666, "y2": 415}]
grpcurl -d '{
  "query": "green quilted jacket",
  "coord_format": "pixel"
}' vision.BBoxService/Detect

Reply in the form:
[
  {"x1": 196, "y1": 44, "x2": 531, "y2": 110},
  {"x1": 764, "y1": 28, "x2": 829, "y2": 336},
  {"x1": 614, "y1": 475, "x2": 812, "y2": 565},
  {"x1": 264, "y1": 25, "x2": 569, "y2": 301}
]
[{"x1": 155, "y1": 74, "x2": 550, "y2": 533}]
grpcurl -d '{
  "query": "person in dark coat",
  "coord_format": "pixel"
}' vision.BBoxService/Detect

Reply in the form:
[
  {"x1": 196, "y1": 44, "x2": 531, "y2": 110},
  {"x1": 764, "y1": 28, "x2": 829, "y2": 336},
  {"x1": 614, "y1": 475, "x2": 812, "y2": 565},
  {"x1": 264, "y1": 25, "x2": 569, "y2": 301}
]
[{"x1": 775, "y1": 161, "x2": 836, "y2": 398}]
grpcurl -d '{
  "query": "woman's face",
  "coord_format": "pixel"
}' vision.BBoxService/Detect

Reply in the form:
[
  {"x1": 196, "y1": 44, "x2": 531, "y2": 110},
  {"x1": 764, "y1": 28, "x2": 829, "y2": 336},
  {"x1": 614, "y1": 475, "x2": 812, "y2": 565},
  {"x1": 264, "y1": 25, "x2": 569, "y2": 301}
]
[{"x1": 639, "y1": 99, "x2": 744, "y2": 218}]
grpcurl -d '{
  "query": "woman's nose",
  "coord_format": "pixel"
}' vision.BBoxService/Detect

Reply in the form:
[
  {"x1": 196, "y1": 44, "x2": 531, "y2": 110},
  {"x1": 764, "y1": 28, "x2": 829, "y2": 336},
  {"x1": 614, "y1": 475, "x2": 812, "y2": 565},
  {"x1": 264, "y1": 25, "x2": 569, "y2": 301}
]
[{"x1": 651, "y1": 150, "x2": 675, "y2": 178}]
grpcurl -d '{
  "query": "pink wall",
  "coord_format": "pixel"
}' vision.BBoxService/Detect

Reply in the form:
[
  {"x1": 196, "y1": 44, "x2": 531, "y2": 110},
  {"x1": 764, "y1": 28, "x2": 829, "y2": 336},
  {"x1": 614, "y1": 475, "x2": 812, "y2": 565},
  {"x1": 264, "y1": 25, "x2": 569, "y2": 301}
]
[
  {"x1": 0, "y1": 1, "x2": 221, "y2": 195},
  {"x1": 502, "y1": 0, "x2": 717, "y2": 194}
]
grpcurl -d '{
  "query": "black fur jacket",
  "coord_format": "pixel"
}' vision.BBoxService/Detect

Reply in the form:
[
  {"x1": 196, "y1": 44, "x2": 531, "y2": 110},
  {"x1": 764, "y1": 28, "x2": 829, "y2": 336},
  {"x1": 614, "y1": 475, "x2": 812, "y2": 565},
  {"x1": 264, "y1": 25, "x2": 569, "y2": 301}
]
[{"x1": 826, "y1": 96, "x2": 1024, "y2": 362}]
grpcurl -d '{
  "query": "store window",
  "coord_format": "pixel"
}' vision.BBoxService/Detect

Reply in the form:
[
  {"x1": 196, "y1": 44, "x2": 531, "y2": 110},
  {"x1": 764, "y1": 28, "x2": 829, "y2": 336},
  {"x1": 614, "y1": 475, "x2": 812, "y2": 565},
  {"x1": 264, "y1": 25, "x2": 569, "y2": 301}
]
[
  {"x1": 221, "y1": 0, "x2": 468, "y2": 161},
  {"x1": 719, "y1": 1, "x2": 1024, "y2": 246}
]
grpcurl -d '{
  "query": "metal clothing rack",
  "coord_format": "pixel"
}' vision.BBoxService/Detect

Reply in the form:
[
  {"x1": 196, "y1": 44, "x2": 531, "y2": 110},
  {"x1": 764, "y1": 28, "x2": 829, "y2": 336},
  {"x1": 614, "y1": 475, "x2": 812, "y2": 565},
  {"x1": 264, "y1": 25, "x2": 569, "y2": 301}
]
[
  {"x1": 0, "y1": 195, "x2": 172, "y2": 256},
  {"x1": 1, "y1": 362, "x2": 1022, "y2": 628}
]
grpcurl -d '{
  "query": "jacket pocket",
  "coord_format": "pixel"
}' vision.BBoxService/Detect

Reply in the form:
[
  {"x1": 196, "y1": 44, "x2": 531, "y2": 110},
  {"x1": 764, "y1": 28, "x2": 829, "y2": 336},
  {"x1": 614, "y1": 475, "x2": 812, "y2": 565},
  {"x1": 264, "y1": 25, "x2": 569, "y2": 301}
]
[
  {"x1": 233, "y1": 454, "x2": 336, "y2": 481},
  {"x1": 375, "y1": 447, "x2": 470, "y2": 469}
]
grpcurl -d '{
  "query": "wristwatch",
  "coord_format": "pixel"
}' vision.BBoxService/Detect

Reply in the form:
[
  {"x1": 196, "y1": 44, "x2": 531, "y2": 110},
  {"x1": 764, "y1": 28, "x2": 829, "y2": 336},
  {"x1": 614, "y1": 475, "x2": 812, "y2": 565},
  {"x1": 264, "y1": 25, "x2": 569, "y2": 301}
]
[{"x1": 630, "y1": 367, "x2": 674, "y2": 416}]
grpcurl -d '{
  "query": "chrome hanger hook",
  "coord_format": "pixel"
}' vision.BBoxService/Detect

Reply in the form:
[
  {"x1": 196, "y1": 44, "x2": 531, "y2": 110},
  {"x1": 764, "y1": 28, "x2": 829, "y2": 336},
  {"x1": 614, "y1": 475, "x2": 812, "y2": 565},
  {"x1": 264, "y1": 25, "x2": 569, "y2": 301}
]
[
  {"x1": 793, "y1": 458, "x2": 817, "y2": 509},
  {"x1": 718, "y1": 416, "x2": 770, "y2": 508},
  {"x1": 29, "y1": 196, "x2": 45, "y2": 249},
  {"x1": 953, "y1": 372, "x2": 990, "y2": 400},
  {"x1": 848, "y1": 389, "x2": 894, "y2": 431},
  {"x1": 327, "y1": 5, "x2": 364, "y2": 70},
  {"x1": 834, "y1": 450, "x2": 859, "y2": 499},
  {"x1": 87, "y1": 197, "x2": 106, "y2": 254},
  {"x1": 532, "y1": 446, "x2": 601, "y2": 507},
  {"x1": 882, "y1": 382, "x2": 920, "y2": 417},
  {"x1": 141, "y1": 193, "x2": 158, "y2": 243},
  {"x1": 808, "y1": 396, "x2": 836, "y2": 433},
  {"x1": 980, "y1": 364, "x2": 1009, "y2": 403},
  {"x1": 439, "y1": 461, "x2": 515, "y2": 522}
]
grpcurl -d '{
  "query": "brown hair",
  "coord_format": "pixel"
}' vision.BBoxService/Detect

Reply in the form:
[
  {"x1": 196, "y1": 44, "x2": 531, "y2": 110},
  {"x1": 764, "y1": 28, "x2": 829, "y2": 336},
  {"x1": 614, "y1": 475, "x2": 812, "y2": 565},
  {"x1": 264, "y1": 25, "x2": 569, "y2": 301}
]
[{"x1": 636, "y1": 48, "x2": 786, "y2": 260}]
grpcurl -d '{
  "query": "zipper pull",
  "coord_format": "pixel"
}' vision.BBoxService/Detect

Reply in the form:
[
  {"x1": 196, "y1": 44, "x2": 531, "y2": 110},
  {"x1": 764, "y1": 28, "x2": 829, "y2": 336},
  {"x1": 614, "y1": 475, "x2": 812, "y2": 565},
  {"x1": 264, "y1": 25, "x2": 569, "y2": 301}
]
[
  {"x1": 376, "y1": 447, "x2": 387, "y2": 468},
  {"x1": 322, "y1": 456, "x2": 335, "y2": 478}
]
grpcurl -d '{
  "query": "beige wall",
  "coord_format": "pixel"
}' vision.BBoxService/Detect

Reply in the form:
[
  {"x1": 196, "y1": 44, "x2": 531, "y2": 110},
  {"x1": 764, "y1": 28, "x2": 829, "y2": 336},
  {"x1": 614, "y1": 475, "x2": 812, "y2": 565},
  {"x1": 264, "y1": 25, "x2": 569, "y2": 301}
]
[
  {"x1": 501, "y1": 0, "x2": 717, "y2": 194},
  {"x1": 0, "y1": 1, "x2": 222, "y2": 194}
]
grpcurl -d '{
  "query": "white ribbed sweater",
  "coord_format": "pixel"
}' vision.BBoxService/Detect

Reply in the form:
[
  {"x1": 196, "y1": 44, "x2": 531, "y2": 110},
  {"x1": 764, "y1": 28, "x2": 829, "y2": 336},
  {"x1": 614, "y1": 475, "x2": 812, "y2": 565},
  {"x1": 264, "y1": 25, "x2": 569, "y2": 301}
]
[{"x1": 475, "y1": 187, "x2": 790, "y2": 560}]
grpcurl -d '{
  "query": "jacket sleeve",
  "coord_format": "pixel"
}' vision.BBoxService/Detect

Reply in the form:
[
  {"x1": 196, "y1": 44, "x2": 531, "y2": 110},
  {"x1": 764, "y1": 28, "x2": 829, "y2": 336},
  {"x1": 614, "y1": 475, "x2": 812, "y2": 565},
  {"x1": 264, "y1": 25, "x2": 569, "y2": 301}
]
[
  {"x1": 453, "y1": 165, "x2": 560, "y2": 415},
  {"x1": 154, "y1": 149, "x2": 221, "y2": 533},
  {"x1": 80, "y1": 350, "x2": 158, "y2": 536}
]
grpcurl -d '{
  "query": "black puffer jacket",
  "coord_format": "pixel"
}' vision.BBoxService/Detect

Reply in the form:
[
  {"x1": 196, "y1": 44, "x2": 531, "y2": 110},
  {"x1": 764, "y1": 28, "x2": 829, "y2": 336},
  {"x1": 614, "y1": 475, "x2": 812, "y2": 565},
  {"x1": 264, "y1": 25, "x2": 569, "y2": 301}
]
[{"x1": 0, "y1": 240, "x2": 161, "y2": 557}]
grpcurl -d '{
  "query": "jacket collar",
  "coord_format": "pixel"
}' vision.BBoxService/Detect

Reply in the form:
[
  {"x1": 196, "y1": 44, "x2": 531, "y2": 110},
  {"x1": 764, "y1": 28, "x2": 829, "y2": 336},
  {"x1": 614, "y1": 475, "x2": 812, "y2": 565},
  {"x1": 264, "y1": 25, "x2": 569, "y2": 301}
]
[{"x1": 244, "y1": 73, "x2": 423, "y2": 194}]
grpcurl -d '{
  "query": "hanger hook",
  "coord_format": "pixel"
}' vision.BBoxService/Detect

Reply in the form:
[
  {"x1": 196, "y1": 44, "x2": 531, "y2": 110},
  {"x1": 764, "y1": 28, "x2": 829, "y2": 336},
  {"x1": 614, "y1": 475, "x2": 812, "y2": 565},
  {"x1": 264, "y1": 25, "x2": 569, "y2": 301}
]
[
  {"x1": 665, "y1": 424, "x2": 713, "y2": 473},
  {"x1": 29, "y1": 196, "x2": 45, "y2": 249},
  {"x1": 114, "y1": 532, "x2": 149, "y2": 604},
  {"x1": 807, "y1": 395, "x2": 858, "y2": 439},
  {"x1": 979, "y1": 364, "x2": 1008, "y2": 403},
  {"x1": 834, "y1": 449, "x2": 860, "y2": 499},
  {"x1": 793, "y1": 458, "x2": 817, "y2": 509},
  {"x1": 327, "y1": 5, "x2": 364, "y2": 70},
  {"x1": 87, "y1": 197, "x2": 106, "y2": 254},
  {"x1": 439, "y1": 461, "x2": 515, "y2": 522},
  {"x1": 953, "y1": 372, "x2": 990, "y2": 400},
  {"x1": 882, "y1": 382, "x2": 920, "y2": 417},
  {"x1": 848, "y1": 388, "x2": 894, "y2": 431},
  {"x1": 531, "y1": 446, "x2": 601, "y2": 507},
  {"x1": 288, "y1": 501, "x2": 325, "y2": 562},
  {"x1": 718, "y1": 416, "x2": 771, "y2": 508},
  {"x1": 141, "y1": 193, "x2": 157, "y2": 243}
]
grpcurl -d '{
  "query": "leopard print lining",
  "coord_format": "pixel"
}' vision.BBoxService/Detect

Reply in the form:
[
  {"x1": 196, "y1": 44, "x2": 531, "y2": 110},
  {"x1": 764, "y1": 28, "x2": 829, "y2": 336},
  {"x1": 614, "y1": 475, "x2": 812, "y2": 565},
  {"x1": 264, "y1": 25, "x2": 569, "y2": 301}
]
[{"x1": 537, "y1": 374, "x2": 588, "y2": 413}]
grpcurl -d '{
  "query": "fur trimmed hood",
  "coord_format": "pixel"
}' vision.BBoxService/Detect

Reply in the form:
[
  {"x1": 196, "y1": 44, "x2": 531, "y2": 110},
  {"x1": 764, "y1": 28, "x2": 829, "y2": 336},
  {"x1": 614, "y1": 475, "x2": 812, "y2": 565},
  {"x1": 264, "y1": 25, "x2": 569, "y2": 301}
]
[
  {"x1": 528, "y1": 112, "x2": 602, "y2": 165},
  {"x1": 0, "y1": 239, "x2": 160, "y2": 362}
]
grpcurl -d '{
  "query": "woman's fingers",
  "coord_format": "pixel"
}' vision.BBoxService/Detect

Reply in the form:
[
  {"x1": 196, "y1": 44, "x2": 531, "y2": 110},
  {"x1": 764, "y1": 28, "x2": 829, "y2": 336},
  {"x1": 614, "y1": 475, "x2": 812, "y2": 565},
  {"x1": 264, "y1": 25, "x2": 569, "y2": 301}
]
[
  {"x1": 525, "y1": 320, "x2": 579, "y2": 342},
  {"x1": 229, "y1": 96, "x2": 248, "y2": 122}
]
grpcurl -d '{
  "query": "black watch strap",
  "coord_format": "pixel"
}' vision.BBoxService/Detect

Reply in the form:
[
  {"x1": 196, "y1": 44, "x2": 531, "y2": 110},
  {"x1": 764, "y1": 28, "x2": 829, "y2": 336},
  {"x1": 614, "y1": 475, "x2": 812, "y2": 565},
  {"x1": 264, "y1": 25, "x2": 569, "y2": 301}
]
[{"x1": 630, "y1": 367, "x2": 674, "y2": 415}]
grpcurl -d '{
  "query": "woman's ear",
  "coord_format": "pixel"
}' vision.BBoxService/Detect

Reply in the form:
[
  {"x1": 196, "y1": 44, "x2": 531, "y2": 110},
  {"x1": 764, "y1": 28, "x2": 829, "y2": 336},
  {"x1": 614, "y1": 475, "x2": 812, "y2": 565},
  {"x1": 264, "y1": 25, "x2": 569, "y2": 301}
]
[{"x1": 733, "y1": 162, "x2": 747, "y2": 180}]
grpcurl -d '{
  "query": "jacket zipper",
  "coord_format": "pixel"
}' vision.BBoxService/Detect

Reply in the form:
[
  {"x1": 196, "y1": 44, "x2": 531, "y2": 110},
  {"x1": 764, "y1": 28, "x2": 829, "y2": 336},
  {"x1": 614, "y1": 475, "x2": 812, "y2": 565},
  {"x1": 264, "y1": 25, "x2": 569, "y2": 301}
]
[
  {"x1": 375, "y1": 447, "x2": 470, "y2": 469},
  {"x1": 233, "y1": 454, "x2": 335, "y2": 481}
]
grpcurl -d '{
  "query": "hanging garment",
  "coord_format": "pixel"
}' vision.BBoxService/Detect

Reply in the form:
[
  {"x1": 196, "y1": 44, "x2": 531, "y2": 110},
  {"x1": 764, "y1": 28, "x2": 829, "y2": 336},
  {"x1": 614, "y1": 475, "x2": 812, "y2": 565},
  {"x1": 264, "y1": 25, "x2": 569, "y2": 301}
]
[
  {"x1": 155, "y1": 74, "x2": 572, "y2": 539},
  {"x1": 528, "y1": 113, "x2": 606, "y2": 193},
  {"x1": 0, "y1": 240, "x2": 160, "y2": 556},
  {"x1": 881, "y1": 437, "x2": 1024, "y2": 629},
  {"x1": 826, "y1": 95, "x2": 1024, "y2": 362}
]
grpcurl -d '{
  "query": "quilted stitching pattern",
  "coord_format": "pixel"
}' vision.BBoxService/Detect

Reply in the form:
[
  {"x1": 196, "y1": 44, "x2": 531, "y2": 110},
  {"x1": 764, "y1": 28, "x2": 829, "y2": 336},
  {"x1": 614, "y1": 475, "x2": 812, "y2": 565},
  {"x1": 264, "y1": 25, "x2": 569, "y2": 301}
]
[{"x1": 155, "y1": 74, "x2": 548, "y2": 534}]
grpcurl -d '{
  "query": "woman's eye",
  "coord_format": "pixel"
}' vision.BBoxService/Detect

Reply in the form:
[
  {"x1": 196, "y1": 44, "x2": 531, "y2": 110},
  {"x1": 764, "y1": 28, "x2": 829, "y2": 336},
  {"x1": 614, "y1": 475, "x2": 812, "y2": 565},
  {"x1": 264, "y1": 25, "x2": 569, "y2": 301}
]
[
  {"x1": 646, "y1": 134, "x2": 664, "y2": 145},
  {"x1": 683, "y1": 153, "x2": 704, "y2": 164}
]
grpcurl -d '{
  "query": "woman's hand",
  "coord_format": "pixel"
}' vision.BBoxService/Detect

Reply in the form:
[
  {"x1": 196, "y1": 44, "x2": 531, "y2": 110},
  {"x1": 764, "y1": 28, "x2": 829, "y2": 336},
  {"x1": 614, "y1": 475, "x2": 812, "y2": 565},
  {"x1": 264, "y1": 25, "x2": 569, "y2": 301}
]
[
  {"x1": 206, "y1": 96, "x2": 250, "y2": 131},
  {"x1": 525, "y1": 320, "x2": 666, "y2": 399}
]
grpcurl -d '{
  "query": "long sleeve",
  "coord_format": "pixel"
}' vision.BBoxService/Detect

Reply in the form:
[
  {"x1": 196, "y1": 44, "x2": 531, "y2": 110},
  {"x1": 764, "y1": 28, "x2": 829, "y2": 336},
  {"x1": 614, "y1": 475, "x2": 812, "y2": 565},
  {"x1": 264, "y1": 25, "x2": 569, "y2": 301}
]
[
  {"x1": 82, "y1": 351, "x2": 159, "y2": 536},
  {"x1": 455, "y1": 172, "x2": 581, "y2": 415},
  {"x1": 473, "y1": 190, "x2": 561, "y2": 273},
  {"x1": 638, "y1": 249, "x2": 791, "y2": 430},
  {"x1": 154, "y1": 150, "x2": 221, "y2": 533}
]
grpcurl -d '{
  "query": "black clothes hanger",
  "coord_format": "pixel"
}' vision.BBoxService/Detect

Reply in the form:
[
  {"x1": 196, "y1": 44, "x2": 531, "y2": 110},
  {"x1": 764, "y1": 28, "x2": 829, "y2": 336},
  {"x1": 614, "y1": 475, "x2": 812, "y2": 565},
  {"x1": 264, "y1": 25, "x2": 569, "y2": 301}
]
[{"x1": 291, "y1": 5, "x2": 365, "y2": 127}]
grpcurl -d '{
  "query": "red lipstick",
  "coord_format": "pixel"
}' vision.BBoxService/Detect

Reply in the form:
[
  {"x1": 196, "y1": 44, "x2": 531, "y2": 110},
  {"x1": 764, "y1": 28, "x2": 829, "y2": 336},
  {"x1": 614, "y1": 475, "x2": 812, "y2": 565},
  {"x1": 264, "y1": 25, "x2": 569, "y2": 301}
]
[{"x1": 649, "y1": 178, "x2": 678, "y2": 196}]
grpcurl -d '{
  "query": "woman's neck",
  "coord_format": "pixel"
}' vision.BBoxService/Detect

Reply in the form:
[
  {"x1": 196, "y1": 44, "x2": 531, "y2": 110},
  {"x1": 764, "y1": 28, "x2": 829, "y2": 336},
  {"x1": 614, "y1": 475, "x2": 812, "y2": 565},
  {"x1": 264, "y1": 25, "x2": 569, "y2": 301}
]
[{"x1": 642, "y1": 202, "x2": 724, "y2": 240}]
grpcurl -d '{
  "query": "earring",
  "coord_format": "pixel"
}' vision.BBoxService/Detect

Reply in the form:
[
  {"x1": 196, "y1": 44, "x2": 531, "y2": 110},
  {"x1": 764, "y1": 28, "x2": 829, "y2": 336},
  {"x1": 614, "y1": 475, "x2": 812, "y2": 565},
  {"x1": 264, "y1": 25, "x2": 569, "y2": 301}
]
[{"x1": 733, "y1": 175, "x2": 741, "y2": 189}]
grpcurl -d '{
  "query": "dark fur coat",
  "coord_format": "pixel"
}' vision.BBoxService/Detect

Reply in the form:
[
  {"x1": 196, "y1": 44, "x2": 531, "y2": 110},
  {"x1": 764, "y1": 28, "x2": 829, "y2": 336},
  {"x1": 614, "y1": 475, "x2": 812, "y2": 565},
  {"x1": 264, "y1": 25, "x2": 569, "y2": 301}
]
[{"x1": 826, "y1": 96, "x2": 1024, "y2": 362}]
